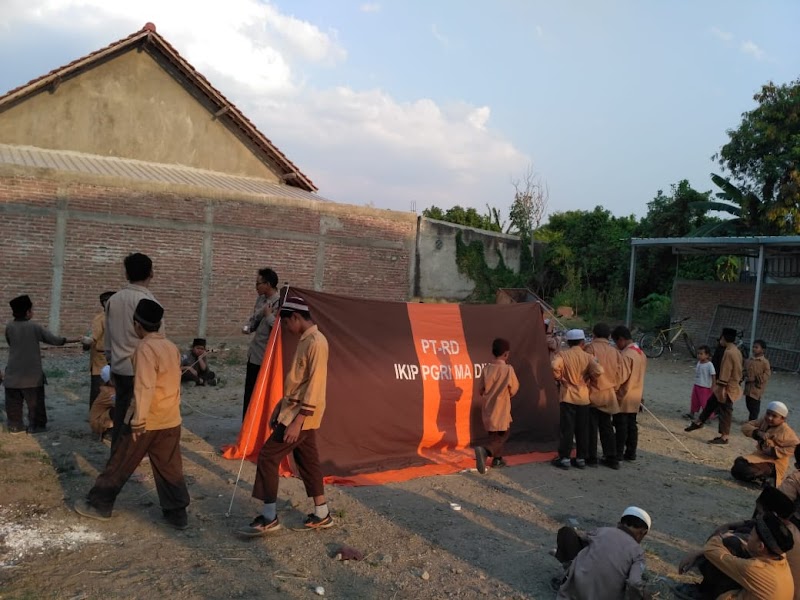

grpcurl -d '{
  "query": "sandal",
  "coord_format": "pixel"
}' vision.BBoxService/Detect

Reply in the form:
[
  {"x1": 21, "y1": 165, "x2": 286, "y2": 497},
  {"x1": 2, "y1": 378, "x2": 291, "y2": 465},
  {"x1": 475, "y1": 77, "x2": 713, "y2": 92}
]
[
  {"x1": 684, "y1": 422, "x2": 703, "y2": 432},
  {"x1": 707, "y1": 437, "x2": 729, "y2": 445}
]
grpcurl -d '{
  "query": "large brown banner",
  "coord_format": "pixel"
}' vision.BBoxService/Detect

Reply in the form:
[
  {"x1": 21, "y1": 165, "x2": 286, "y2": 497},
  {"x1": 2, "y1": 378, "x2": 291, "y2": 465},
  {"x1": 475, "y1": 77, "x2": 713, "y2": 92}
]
[{"x1": 223, "y1": 289, "x2": 559, "y2": 484}]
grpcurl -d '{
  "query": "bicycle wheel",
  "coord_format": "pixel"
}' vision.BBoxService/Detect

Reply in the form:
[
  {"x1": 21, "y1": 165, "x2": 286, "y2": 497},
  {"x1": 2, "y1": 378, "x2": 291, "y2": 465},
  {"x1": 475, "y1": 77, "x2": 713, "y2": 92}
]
[
  {"x1": 639, "y1": 333, "x2": 664, "y2": 358},
  {"x1": 683, "y1": 333, "x2": 697, "y2": 358}
]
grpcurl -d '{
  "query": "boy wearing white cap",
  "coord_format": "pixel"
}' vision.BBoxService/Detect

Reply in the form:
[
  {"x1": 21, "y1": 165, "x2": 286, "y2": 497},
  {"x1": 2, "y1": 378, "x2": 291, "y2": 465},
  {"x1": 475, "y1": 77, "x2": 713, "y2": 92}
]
[
  {"x1": 551, "y1": 329, "x2": 603, "y2": 469},
  {"x1": 554, "y1": 506, "x2": 651, "y2": 599},
  {"x1": 732, "y1": 401, "x2": 799, "y2": 487}
]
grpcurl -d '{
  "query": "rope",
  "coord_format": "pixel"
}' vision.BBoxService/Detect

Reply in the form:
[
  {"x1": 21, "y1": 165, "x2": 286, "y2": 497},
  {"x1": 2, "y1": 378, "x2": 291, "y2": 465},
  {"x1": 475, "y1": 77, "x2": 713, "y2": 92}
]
[{"x1": 639, "y1": 402, "x2": 703, "y2": 461}]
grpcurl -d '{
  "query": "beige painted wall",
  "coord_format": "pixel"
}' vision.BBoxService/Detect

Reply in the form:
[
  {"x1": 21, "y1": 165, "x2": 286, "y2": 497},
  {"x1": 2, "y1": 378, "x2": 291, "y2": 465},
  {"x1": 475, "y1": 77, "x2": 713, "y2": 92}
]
[{"x1": 0, "y1": 50, "x2": 280, "y2": 180}]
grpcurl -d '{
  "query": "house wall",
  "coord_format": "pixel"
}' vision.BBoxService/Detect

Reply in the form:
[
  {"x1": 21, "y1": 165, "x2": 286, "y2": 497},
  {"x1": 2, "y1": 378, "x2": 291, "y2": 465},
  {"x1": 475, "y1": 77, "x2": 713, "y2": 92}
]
[
  {"x1": 0, "y1": 171, "x2": 417, "y2": 340},
  {"x1": 0, "y1": 50, "x2": 280, "y2": 181},
  {"x1": 415, "y1": 217, "x2": 522, "y2": 300}
]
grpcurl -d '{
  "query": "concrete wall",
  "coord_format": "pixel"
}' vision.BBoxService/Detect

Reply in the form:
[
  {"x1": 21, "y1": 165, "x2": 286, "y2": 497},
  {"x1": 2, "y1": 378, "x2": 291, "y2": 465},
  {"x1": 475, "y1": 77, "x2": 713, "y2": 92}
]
[
  {"x1": 0, "y1": 50, "x2": 280, "y2": 181},
  {"x1": 671, "y1": 279, "x2": 800, "y2": 343},
  {"x1": 415, "y1": 217, "x2": 521, "y2": 300},
  {"x1": 0, "y1": 170, "x2": 416, "y2": 340}
]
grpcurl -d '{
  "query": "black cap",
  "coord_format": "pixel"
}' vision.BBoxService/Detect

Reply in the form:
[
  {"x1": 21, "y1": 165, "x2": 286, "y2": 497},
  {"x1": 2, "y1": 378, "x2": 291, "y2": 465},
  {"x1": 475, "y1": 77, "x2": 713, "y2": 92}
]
[
  {"x1": 9, "y1": 294, "x2": 32, "y2": 315},
  {"x1": 134, "y1": 299, "x2": 164, "y2": 328},
  {"x1": 99, "y1": 291, "x2": 115, "y2": 303},
  {"x1": 192, "y1": 338, "x2": 207, "y2": 347},
  {"x1": 756, "y1": 512, "x2": 794, "y2": 555},
  {"x1": 722, "y1": 327, "x2": 737, "y2": 340},
  {"x1": 757, "y1": 486, "x2": 794, "y2": 519}
]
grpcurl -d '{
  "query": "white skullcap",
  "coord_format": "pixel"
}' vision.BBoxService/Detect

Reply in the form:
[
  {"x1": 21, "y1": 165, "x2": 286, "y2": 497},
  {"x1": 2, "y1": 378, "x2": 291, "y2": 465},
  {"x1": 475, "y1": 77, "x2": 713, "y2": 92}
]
[
  {"x1": 767, "y1": 401, "x2": 789, "y2": 418},
  {"x1": 565, "y1": 329, "x2": 585, "y2": 341},
  {"x1": 100, "y1": 364, "x2": 111, "y2": 383},
  {"x1": 622, "y1": 506, "x2": 651, "y2": 529}
]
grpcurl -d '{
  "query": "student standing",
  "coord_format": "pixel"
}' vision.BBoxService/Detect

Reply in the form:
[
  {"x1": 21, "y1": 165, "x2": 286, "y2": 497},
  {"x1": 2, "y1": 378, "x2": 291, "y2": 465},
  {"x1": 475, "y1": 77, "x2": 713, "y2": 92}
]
[
  {"x1": 745, "y1": 339, "x2": 772, "y2": 421},
  {"x1": 612, "y1": 326, "x2": 647, "y2": 462},
  {"x1": 238, "y1": 296, "x2": 333, "y2": 535},
  {"x1": 83, "y1": 291, "x2": 115, "y2": 408},
  {"x1": 584, "y1": 323, "x2": 623, "y2": 469},
  {"x1": 684, "y1": 345, "x2": 716, "y2": 420},
  {"x1": 473, "y1": 338, "x2": 520, "y2": 474}
]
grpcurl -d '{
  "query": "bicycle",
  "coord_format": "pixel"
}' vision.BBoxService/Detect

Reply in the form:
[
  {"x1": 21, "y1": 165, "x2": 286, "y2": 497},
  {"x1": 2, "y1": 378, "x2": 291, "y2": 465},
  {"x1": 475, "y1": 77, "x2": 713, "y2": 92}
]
[{"x1": 638, "y1": 317, "x2": 697, "y2": 359}]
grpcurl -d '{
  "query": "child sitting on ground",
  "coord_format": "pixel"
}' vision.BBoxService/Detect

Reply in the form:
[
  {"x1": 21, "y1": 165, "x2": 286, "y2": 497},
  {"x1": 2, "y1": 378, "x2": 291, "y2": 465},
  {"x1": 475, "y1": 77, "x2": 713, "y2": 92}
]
[
  {"x1": 180, "y1": 338, "x2": 217, "y2": 386},
  {"x1": 473, "y1": 338, "x2": 519, "y2": 474},
  {"x1": 684, "y1": 345, "x2": 716, "y2": 420}
]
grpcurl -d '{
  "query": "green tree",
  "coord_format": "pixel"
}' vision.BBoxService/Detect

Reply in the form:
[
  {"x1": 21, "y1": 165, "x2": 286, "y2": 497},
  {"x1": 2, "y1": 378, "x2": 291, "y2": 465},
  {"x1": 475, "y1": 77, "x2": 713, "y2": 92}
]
[
  {"x1": 716, "y1": 78, "x2": 800, "y2": 233},
  {"x1": 690, "y1": 173, "x2": 776, "y2": 235},
  {"x1": 422, "y1": 205, "x2": 501, "y2": 232}
]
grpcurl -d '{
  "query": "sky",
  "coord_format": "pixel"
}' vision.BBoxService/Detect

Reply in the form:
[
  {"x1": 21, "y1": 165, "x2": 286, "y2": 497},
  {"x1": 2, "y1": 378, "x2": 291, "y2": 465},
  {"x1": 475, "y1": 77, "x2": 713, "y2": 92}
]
[{"x1": 0, "y1": 0, "x2": 798, "y2": 223}]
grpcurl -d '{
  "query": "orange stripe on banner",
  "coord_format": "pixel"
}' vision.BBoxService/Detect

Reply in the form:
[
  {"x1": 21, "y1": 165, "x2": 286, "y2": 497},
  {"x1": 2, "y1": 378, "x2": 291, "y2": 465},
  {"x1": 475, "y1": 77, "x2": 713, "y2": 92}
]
[
  {"x1": 221, "y1": 324, "x2": 292, "y2": 476},
  {"x1": 406, "y1": 303, "x2": 475, "y2": 459}
]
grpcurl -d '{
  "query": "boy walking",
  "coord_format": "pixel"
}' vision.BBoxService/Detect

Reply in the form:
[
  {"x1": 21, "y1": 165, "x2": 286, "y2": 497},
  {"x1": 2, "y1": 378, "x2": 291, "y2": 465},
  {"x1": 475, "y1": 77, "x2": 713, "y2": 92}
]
[
  {"x1": 584, "y1": 323, "x2": 623, "y2": 469},
  {"x1": 75, "y1": 299, "x2": 190, "y2": 529},
  {"x1": 745, "y1": 339, "x2": 771, "y2": 421},
  {"x1": 612, "y1": 326, "x2": 647, "y2": 462},
  {"x1": 239, "y1": 296, "x2": 333, "y2": 536},
  {"x1": 4, "y1": 295, "x2": 80, "y2": 434},
  {"x1": 474, "y1": 338, "x2": 520, "y2": 474},
  {"x1": 551, "y1": 329, "x2": 603, "y2": 470}
]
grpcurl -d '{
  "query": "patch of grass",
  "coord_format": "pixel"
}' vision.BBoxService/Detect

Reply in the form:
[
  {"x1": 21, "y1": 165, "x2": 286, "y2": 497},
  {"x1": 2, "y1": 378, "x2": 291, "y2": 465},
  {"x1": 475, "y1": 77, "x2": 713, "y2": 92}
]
[{"x1": 45, "y1": 367, "x2": 68, "y2": 379}]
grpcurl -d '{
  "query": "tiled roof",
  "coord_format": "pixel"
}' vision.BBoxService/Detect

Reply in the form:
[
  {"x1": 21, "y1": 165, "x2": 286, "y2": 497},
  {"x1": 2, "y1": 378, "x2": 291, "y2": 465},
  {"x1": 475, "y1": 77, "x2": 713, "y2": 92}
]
[
  {"x1": 0, "y1": 143, "x2": 329, "y2": 203},
  {"x1": 0, "y1": 22, "x2": 317, "y2": 192}
]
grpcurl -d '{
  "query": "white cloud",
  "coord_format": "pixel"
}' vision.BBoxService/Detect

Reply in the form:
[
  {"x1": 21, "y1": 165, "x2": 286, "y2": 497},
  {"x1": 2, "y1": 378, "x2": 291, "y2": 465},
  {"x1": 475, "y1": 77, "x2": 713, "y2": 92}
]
[
  {"x1": 360, "y1": 3, "x2": 381, "y2": 13},
  {"x1": 0, "y1": 0, "x2": 530, "y2": 213},
  {"x1": 740, "y1": 40, "x2": 766, "y2": 60},
  {"x1": 431, "y1": 24, "x2": 450, "y2": 48},
  {"x1": 709, "y1": 26, "x2": 733, "y2": 42}
]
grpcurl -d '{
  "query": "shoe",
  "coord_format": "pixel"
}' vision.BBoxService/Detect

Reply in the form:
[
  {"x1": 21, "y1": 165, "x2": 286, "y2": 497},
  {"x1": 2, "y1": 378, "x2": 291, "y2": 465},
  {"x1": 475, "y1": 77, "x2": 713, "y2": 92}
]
[
  {"x1": 685, "y1": 422, "x2": 703, "y2": 432},
  {"x1": 551, "y1": 457, "x2": 570, "y2": 470},
  {"x1": 708, "y1": 437, "x2": 729, "y2": 445},
  {"x1": 237, "y1": 515, "x2": 281, "y2": 537},
  {"x1": 599, "y1": 458, "x2": 621, "y2": 470},
  {"x1": 673, "y1": 582, "x2": 705, "y2": 600},
  {"x1": 162, "y1": 508, "x2": 188, "y2": 530},
  {"x1": 7, "y1": 425, "x2": 26, "y2": 435},
  {"x1": 585, "y1": 458, "x2": 599, "y2": 468},
  {"x1": 303, "y1": 513, "x2": 334, "y2": 530},
  {"x1": 623, "y1": 455, "x2": 636, "y2": 462},
  {"x1": 474, "y1": 446, "x2": 488, "y2": 475},
  {"x1": 491, "y1": 457, "x2": 507, "y2": 468},
  {"x1": 27, "y1": 425, "x2": 48, "y2": 434},
  {"x1": 570, "y1": 458, "x2": 586, "y2": 469},
  {"x1": 682, "y1": 413, "x2": 694, "y2": 419},
  {"x1": 74, "y1": 500, "x2": 112, "y2": 521}
]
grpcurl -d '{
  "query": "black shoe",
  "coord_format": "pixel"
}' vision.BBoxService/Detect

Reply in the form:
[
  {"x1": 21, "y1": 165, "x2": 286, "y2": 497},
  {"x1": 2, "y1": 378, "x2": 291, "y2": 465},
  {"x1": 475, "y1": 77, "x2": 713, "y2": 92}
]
[
  {"x1": 74, "y1": 500, "x2": 112, "y2": 521},
  {"x1": 673, "y1": 582, "x2": 705, "y2": 600},
  {"x1": 237, "y1": 514, "x2": 281, "y2": 537},
  {"x1": 7, "y1": 424, "x2": 26, "y2": 435},
  {"x1": 491, "y1": 457, "x2": 507, "y2": 468},
  {"x1": 600, "y1": 458, "x2": 621, "y2": 470},
  {"x1": 27, "y1": 425, "x2": 48, "y2": 434},
  {"x1": 303, "y1": 513, "x2": 334, "y2": 530},
  {"x1": 474, "y1": 446, "x2": 488, "y2": 475},
  {"x1": 685, "y1": 421, "x2": 703, "y2": 432},
  {"x1": 162, "y1": 508, "x2": 188, "y2": 530},
  {"x1": 570, "y1": 458, "x2": 586, "y2": 469},
  {"x1": 623, "y1": 454, "x2": 636, "y2": 462},
  {"x1": 551, "y1": 457, "x2": 570, "y2": 470},
  {"x1": 585, "y1": 458, "x2": 599, "y2": 468}
]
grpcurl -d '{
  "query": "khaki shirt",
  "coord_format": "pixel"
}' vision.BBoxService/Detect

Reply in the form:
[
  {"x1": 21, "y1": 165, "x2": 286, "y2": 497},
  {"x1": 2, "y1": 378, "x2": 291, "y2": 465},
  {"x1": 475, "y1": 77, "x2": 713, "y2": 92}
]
[
  {"x1": 277, "y1": 325, "x2": 329, "y2": 431},
  {"x1": 617, "y1": 343, "x2": 647, "y2": 414},
  {"x1": 584, "y1": 339, "x2": 622, "y2": 414},
  {"x1": 703, "y1": 535, "x2": 794, "y2": 600},
  {"x1": 126, "y1": 332, "x2": 182, "y2": 432},
  {"x1": 745, "y1": 356, "x2": 771, "y2": 401},
  {"x1": 741, "y1": 419, "x2": 800, "y2": 486},
  {"x1": 552, "y1": 345, "x2": 603, "y2": 406},
  {"x1": 718, "y1": 344, "x2": 744, "y2": 403},
  {"x1": 105, "y1": 284, "x2": 162, "y2": 376},
  {"x1": 479, "y1": 362, "x2": 520, "y2": 432},
  {"x1": 89, "y1": 311, "x2": 108, "y2": 375}
]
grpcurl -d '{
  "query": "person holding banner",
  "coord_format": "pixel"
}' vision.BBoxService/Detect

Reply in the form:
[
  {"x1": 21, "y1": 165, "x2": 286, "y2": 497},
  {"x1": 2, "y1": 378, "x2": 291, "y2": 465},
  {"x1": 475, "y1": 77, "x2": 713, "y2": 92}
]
[
  {"x1": 238, "y1": 296, "x2": 333, "y2": 536},
  {"x1": 474, "y1": 338, "x2": 519, "y2": 474}
]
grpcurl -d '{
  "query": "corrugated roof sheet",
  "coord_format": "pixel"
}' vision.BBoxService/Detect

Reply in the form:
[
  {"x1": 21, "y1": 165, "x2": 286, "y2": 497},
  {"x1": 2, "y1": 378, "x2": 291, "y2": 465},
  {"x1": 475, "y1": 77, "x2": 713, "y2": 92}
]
[{"x1": 0, "y1": 143, "x2": 330, "y2": 203}]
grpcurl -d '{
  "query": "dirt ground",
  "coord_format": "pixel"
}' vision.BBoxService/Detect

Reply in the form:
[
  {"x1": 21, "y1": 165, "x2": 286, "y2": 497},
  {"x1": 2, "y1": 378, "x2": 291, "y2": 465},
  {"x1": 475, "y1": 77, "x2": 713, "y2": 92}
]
[{"x1": 0, "y1": 343, "x2": 798, "y2": 600}]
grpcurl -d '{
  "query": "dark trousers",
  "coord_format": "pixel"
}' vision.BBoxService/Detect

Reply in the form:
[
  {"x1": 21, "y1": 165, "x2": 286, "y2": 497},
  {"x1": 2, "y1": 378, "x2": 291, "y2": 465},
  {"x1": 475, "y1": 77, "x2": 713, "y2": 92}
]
[
  {"x1": 698, "y1": 393, "x2": 734, "y2": 436},
  {"x1": 111, "y1": 374, "x2": 134, "y2": 454},
  {"x1": 484, "y1": 430, "x2": 510, "y2": 458},
  {"x1": 613, "y1": 412, "x2": 638, "y2": 460},
  {"x1": 181, "y1": 366, "x2": 216, "y2": 385},
  {"x1": 4, "y1": 387, "x2": 46, "y2": 429},
  {"x1": 697, "y1": 535, "x2": 747, "y2": 597},
  {"x1": 745, "y1": 396, "x2": 761, "y2": 421},
  {"x1": 252, "y1": 424, "x2": 324, "y2": 503},
  {"x1": 558, "y1": 403, "x2": 589, "y2": 460},
  {"x1": 589, "y1": 407, "x2": 616, "y2": 462},
  {"x1": 89, "y1": 374, "x2": 102, "y2": 408},
  {"x1": 87, "y1": 424, "x2": 190, "y2": 516},
  {"x1": 731, "y1": 456, "x2": 776, "y2": 484},
  {"x1": 242, "y1": 361, "x2": 261, "y2": 420}
]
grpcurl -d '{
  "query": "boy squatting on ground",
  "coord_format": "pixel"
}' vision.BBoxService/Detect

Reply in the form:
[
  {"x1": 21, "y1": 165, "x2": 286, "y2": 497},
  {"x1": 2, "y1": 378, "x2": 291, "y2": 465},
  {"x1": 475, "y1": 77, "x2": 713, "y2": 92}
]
[
  {"x1": 4, "y1": 294, "x2": 81, "y2": 434},
  {"x1": 75, "y1": 299, "x2": 191, "y2": 529},
  {"x1": 238, "y1": 296, "x2": 333, "y2": 536},
  {"x1": 684, "y1": 344, "x2": 716, "y2": 421},
  {"x1": 744, "y1": 339, "x2": 771, "y2": 422},
  {"x1": 731, "y1": 401, "x2": 799, "y2": 488},
  {"x1": 473, "y1": 337, "x2": 519, "y2": 474},
  {"x1": 180, "y1": 338, "x2": 217, "y2": 386},
  {"x1": 551, "y1": 328, "x2": 603, "y2": 470},
  {"x1": 552, "y1": 506, "x2": 652, "y2": 599}
]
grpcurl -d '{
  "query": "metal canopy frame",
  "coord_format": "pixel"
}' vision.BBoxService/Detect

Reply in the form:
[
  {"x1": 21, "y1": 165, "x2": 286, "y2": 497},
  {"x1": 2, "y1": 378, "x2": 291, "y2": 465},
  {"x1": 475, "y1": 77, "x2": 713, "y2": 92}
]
[{"x1": 625, "y1": 236, "x2": 800, "y2": 355}]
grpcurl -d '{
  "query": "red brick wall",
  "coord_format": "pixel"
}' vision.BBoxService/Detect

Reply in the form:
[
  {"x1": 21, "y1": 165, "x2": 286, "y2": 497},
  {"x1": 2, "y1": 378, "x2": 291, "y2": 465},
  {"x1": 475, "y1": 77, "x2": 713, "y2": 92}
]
[
  {"x1": 0, "y1": 174, "x2": 415, "y2": 342},
  {"x1": 671, "y1": 279, "x2": 800, "y2": 343}
]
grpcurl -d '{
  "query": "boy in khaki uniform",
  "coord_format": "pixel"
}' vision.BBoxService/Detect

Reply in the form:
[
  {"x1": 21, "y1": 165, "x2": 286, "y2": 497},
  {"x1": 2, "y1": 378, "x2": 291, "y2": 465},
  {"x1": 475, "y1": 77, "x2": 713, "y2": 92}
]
[
  {"x1": 551, "y1": 329, "x2": 603, "y2": 470},
  {"x1": 745, "y1": 339, "x2": 772, "y2": 421},
  {"x1": 732, "y1": 401, "x2": 799, "y2": 488},
  {"x1": 612, "y1": 326, "x2": 647, "y2": 462},
  {"x1": 83, "y1": 291, "x2": 114, "y2": 408},
  {"x1": 474, "y1": 338, "x2": 520, "y2": 474},
  {"x1": 584, "y1": 323, "x2": 623, "y2": 470}
]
